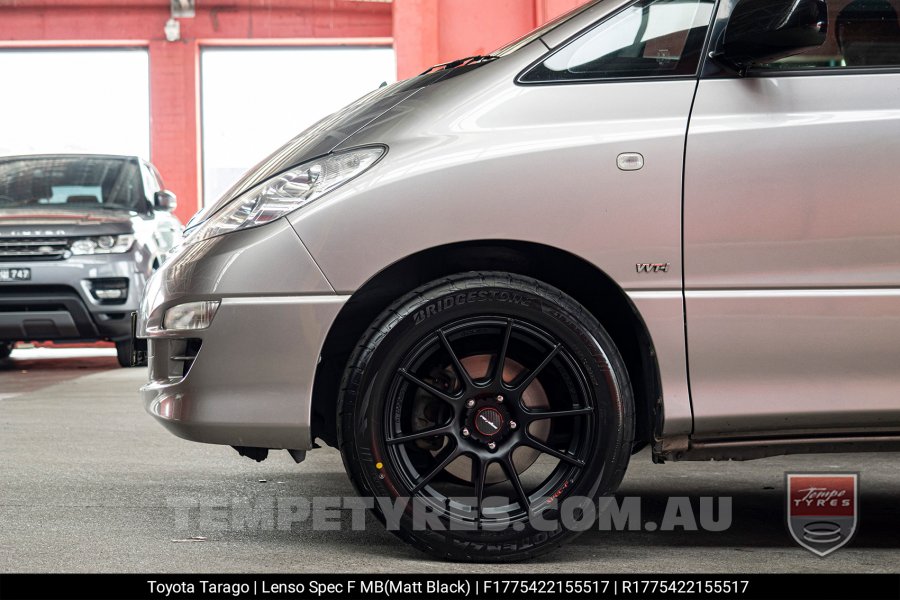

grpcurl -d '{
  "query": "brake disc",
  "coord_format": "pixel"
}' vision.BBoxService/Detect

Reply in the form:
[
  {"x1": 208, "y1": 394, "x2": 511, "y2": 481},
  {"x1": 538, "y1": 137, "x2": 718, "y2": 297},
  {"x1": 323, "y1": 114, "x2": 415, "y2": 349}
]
[{"x1": 411, "y1": 355, "x2": 550, "y2": 484}]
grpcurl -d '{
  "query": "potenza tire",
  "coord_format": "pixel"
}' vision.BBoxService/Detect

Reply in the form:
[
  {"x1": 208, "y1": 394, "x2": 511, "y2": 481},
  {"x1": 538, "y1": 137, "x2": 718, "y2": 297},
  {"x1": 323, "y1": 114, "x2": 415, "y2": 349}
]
[{"x1": 338, "y1": 272, "x2": 634, "y2": 562}]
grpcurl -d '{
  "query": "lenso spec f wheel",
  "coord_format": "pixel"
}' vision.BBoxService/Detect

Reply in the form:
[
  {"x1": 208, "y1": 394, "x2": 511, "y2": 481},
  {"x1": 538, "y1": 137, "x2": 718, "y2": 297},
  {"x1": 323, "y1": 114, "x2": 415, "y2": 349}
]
[{"x1": 339, "y1": 273, "x2": 634, "y2": 562}]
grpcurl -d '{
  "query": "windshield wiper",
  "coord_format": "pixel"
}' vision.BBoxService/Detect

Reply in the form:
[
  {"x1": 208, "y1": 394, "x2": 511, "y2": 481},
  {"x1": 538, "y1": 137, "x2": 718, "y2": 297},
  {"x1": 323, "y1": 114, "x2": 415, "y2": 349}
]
[
  {"x1": 420, "y1": 55, "x2": 499, "y2": 75},
  {"x1": 0, "y1": 198, "x2": 36, "y2": 208},
  {"x1": 0, "y1": 201, "x2": 134, "y2": 212},
  {"x1": 91, "y1": 204, "x2": 133, "y2": 211}
]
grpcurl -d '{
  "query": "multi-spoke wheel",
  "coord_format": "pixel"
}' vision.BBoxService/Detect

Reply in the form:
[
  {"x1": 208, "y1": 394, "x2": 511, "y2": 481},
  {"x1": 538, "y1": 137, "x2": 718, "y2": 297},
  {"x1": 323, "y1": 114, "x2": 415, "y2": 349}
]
[{"x1": 339, "y1": 273, "x2": 633, "y2": 562}]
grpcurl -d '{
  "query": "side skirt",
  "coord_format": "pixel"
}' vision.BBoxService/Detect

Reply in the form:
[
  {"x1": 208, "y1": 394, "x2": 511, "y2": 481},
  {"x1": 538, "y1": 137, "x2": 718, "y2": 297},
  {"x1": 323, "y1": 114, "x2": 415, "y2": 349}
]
[{"x1": 653, "y1": 432, "x2": 900, "y2": 462}]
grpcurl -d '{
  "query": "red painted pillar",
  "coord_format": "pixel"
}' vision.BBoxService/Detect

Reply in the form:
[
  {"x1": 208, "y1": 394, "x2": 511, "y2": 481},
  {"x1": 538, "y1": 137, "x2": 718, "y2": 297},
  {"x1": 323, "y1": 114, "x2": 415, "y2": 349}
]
[
  {"x1": 393, "y1": 0, "x2": 440, "y2": 79},
  {"x1": 148, "y1": 39, "x2": 200, "y2": 225},
  {"x1": 536, "y1": 0, "x2": 590, "y2": 22},
  {"x1": 392, "y1": 0, "x2": 589, "y2": 81},
  {"x1": 436, "y1": 0, "x2": 536, "y2": 61}
]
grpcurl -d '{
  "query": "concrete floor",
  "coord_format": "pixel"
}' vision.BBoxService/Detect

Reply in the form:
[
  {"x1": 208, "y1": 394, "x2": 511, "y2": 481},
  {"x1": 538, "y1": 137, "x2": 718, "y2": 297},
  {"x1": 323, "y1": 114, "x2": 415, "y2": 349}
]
[{"x1": 0, "y1": 348, "x2": 897, "y2": 573}]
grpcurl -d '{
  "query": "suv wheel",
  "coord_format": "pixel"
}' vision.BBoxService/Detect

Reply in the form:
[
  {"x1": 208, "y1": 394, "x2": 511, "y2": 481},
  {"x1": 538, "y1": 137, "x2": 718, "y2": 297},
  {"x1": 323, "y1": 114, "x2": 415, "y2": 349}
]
[
  {"x1": 339, "y1": 272, "x2": 634, "y2": 562},
  {"x1": 114, "y1": 340, "x2": 134, "y2": 368}
]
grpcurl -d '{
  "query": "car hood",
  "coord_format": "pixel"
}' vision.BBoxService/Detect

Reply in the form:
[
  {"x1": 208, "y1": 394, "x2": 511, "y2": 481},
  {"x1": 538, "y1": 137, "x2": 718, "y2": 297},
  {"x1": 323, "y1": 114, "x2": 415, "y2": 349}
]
[
  {"x1": 0, "y1": 208, "x2": 135, "y2": 236},
  {"x1": 188, "y1": 68, "x2": 476, "y2": 228}
]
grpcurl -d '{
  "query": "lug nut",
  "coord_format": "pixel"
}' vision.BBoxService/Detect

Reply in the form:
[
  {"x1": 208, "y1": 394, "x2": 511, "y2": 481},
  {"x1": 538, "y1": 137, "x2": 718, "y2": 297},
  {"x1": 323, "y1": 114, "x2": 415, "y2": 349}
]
[
  {"x1": 496, "y1": 395, "x2": 504, "y2": 403},
  {"x1": 462, "y1": 428, "x2": 470, "y2": 437},
  {"x1": 509, "y1": 421, "x2": 517, "y2": 430},
  {"x1": 488, "y1": 442, "x2": 496, "y2": 450},
  {"x1": 466, "y1": 399, "x2": 476, "y2": 408}
]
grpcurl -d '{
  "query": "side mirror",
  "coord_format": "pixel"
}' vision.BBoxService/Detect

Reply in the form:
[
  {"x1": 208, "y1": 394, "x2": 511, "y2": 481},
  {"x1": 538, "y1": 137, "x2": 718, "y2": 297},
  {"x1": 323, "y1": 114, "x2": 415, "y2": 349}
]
[
  {"x1": 718, "y1": 0, "x2": 828, "y2": 74},
  {"x1": 154, "y1": 190, "x2": 177, "y2": 212}
]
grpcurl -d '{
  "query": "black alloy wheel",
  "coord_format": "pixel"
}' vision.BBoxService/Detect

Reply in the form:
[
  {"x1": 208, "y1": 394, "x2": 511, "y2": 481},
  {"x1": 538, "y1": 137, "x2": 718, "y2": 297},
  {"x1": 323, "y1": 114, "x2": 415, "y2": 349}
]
[
  {"x1": 339, "y1": 272, "x2": 634, "y2": 562},
  {"x1": 384, "y1": 316, "x2": 596, "y2": 524}
]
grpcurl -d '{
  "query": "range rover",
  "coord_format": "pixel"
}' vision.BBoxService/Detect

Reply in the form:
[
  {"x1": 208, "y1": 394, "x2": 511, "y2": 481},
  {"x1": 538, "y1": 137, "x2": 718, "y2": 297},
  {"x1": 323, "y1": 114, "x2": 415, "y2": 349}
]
[{"x1": 1, "y1": 154, "x2": 181, "y2": 366}]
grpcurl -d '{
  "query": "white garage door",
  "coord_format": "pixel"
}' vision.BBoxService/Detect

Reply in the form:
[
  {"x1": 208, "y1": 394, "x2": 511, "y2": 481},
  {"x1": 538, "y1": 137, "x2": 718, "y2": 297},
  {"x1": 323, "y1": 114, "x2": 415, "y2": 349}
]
[
  {"x1": 0, "y1": 49, "x2": 150, "y2": 159},
  {"x1": 200, "y1": 46, "x2": 396, "y2": 205}
]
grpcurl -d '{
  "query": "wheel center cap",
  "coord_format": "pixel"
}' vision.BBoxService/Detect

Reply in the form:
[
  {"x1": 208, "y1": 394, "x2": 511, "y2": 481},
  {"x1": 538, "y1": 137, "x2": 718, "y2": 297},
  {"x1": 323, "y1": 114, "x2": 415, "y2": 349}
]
[
  {"x1": 474, "y1": 407, "x2": 504, "y2": 437},
  {"x1": 465, "y1": 398, "x2": 513, "y2": 446}
]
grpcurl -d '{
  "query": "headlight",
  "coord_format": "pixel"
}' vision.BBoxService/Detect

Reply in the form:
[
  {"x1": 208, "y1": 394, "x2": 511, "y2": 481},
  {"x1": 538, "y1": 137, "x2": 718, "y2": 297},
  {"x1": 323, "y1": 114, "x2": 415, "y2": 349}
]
[
  {"x1": 70, "y1": 234, "x2": 134, "y2": 255},
  {"x1": 190, "y1": 146, "x2": 385, "y2": 243},
  {"x1": 163, "y1": 300, "x2": 220, "y2": 331}
]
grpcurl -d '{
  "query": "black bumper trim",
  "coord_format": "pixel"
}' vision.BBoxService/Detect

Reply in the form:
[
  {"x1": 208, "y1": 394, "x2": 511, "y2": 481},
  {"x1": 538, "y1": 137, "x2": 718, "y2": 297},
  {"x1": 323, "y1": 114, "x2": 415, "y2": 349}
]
[{"x1": 0, "y1": 286, "x2": 128, "y2": 342}]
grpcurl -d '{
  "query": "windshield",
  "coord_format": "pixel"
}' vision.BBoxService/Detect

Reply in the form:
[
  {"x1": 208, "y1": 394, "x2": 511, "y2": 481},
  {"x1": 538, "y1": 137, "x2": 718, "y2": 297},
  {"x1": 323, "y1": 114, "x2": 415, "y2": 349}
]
[
  {"x1": 491, "y1": 0, "x2": 607, "y2": 56},
  {"x1": 0, "y1": 156, "x2": 144, "y2": 212}
]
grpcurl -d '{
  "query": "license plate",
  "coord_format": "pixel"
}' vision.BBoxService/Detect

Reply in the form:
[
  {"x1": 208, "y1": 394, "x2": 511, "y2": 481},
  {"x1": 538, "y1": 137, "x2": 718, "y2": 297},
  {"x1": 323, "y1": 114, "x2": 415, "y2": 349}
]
[{"x1": 0, "y1": 268, "x2": 30, "y2": 282}]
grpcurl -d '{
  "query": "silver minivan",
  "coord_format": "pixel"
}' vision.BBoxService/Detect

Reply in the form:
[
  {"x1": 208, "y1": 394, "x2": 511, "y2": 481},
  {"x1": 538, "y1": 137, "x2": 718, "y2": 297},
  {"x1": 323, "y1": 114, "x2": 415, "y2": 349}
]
[{"x1": 137, "y1": 0, "x2": 900, "y2": 561}]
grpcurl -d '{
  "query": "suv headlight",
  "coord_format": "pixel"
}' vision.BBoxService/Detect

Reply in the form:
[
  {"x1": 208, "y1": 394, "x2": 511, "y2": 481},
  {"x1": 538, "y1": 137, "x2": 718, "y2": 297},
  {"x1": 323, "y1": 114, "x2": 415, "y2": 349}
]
[
  {"x1": 70, "y1": 234, "x2": 134, "y2": 255},
  {"x1": 190, "y1": 146, "x2": 385, "y2": 243}
]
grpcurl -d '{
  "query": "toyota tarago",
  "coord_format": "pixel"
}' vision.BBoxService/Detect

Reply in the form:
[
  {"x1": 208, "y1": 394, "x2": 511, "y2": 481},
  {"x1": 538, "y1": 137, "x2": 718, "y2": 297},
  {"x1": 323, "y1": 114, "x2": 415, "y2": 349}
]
[{"x1": 137, "y1": 0, "x2": 900, "y2": 560}]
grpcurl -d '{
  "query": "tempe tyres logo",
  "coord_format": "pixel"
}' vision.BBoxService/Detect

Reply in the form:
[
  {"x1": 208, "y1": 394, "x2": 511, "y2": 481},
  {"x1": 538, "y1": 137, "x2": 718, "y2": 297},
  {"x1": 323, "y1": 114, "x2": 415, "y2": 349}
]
[{"x1": 786, "y1": 473, "x2": 858, "y2": 557}]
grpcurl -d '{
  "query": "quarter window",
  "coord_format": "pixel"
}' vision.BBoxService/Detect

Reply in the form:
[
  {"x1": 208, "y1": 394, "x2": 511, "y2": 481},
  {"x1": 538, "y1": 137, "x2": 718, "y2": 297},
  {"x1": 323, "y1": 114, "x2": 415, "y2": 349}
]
[
  {"x1": 520, "y1": 0, "x2": 716, "y2": 83},
  {"x1": 753, "y1": 0, "x2": 900, "y2": 70}
]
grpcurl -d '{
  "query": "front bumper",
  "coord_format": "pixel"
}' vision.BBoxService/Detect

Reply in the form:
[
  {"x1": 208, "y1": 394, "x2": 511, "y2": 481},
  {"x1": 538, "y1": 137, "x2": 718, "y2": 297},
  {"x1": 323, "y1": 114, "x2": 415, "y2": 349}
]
[
  {"x1": 0, "y1": 253, "x2": 146, "y2": 342},
  {"x1": 141, "y1": 295, "x2": 346, "y2": 449},
  {"x1": 138, "y1": 219, "x2": 343, "y2": 450}
]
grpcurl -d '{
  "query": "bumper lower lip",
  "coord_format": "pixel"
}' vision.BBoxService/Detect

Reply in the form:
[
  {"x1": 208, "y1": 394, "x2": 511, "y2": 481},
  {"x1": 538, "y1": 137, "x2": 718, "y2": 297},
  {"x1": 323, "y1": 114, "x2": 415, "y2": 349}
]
[
  {"x1": 140, "y1": 294, "x2": 347, "y2": 450},
  {"x1": 0, "y1": 272, "x2": 141, "y2": 342}
]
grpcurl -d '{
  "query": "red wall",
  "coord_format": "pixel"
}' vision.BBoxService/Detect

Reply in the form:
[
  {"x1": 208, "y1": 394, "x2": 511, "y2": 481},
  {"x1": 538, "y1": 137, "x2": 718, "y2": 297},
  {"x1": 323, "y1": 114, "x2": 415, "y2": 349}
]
[
  {"x1": 0, "y1": 0, "x2": 587, "y2": 222},
  {"x1": 393, "y1": 0, "x2": 587, "y2": 78}
]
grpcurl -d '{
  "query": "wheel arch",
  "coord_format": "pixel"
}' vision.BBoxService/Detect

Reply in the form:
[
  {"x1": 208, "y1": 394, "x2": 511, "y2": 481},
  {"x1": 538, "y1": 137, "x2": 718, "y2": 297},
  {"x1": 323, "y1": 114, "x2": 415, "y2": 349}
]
[{"x1": 311, "y1": 240, "x2": 662, "y2": 453}]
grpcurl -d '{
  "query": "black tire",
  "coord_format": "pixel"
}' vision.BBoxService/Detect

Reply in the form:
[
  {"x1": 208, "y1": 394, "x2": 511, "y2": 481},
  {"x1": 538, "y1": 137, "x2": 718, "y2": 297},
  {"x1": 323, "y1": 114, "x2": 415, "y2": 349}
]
[
  {"x1": 115, "y1": 340, "x2": 134, "y2": 368},
  {"x1": 339, "y1": 272, "x2": 634, "y2": 562},
  {"x1": 0, "y1": 342, "x2": 13, "y2": 360}
]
